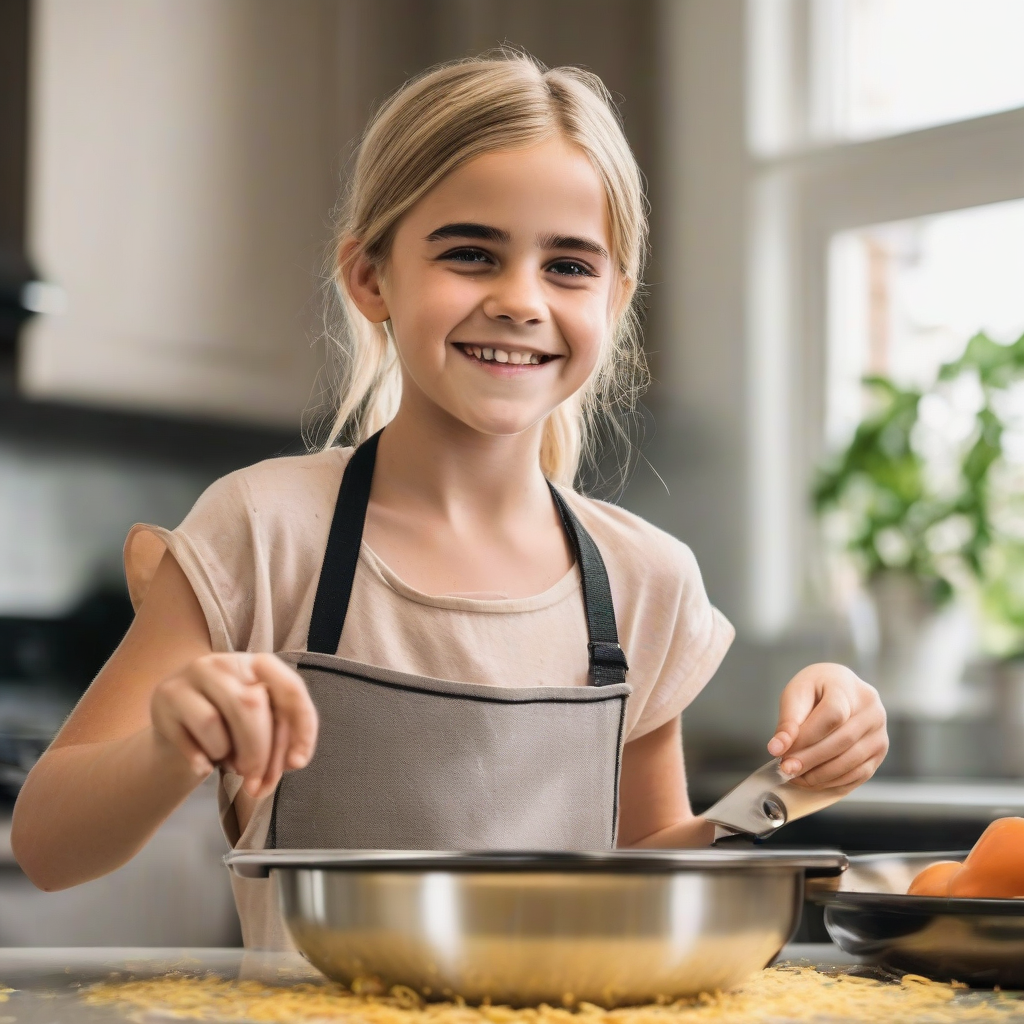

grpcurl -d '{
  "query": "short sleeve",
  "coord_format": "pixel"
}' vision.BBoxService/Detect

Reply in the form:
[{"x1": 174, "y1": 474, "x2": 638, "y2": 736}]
[
  {"x1": 566, "y1": 495, "x2": 735, "y2": 743},
  {"x1": 123, "y1": 470, "x2": 260, "y2": 653},
  {"x1": 627, "y1": 539, "x2": 735, "y2": 739}
]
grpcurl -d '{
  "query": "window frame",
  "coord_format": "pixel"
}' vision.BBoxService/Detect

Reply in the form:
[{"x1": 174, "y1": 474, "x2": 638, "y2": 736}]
[{"x1": 745, "y1": 0, "x2": 1024, "y2": 634}]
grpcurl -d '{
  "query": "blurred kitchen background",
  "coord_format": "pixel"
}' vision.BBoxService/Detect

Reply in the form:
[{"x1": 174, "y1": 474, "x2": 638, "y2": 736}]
[{"x1": 1, "y1": 0, "x2": 1024, "y2": 945}]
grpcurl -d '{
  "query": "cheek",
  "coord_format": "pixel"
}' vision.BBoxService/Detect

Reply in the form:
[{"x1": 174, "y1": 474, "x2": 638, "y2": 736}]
[
  {"x1": 386, "y1": 264, "x2": 475, "y2": 358},
  {"x1": 402, "y1": 270, "x2": 476, "y2": 335},
  {"x1": 560, "y1": 297, "x2": 611, "y2": 377}
]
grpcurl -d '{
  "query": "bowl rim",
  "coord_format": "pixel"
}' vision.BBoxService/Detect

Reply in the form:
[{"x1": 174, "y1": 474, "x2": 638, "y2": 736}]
[
  {"x1": 225, "y1": 847, "x2": 848, "y2": 878},
  {"x1": 809, "y1": 850, "x2": 1024, "y2": 915},
  {"x1": 815, "y1": 890, "x2": 1024, "y2": 915}
]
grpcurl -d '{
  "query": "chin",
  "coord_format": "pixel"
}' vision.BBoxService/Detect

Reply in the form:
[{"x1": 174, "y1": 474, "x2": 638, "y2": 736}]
[
  {"x1": 463, "y1": 419, "x2": 542, "y2": 439},
  {"x1": 449, "y1": 403, "x2": 553, "y2": 440}
]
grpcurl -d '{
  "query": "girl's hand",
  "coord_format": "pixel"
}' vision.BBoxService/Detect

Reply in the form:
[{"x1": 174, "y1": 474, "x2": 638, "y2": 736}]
[
  {"x1": 767, "y1": 663, "x2": 887, "y2": 792},
  {"x1": 151, "y1": 653, "x2": 319, "y2": 800}
]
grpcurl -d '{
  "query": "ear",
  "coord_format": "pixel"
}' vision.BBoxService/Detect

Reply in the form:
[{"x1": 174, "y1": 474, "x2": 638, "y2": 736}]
[{"x1": 338, "y1": 238, "x2": 390, "y2": 323}]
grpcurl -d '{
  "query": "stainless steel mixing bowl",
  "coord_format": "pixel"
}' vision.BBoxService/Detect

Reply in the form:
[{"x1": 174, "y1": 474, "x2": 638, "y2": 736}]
[{"x1": 226, "y1": 848, "x2": 846, "y2": 1006}]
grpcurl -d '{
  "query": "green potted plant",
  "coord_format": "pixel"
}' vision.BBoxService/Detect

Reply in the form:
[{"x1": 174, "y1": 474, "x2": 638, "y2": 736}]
[
  {"x1": 813, "y1": 376, "x2": 974, "y2": 720},
  {"x1": 814, "y1": 330, "x2": 1024, "y2": 771},
  {"x1": 813, "y1": 376, "x2": 954, "y2": 601},
  {"x1": 938, "y1": 331, "x2": 1024, "y2": 773}
]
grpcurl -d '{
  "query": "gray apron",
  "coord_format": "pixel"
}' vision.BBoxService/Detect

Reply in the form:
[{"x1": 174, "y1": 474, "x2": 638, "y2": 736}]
[{"x1": 269, "y1": 430, "x2": 632, "y2": 851}]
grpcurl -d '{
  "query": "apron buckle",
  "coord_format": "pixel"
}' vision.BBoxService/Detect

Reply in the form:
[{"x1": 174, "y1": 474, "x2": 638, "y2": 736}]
[{"x1": 588, "y1": 641, "x2": 629, "y2": 686}]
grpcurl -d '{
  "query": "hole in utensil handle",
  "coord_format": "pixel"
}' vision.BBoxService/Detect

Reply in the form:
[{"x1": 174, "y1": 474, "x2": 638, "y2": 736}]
[{"x1": 762, "y1": 795, "x2": 787, "y2": 826}]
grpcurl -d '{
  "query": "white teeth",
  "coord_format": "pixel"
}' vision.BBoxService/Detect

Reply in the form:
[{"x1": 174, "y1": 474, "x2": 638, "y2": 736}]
[{"x1": 464, "y1": 345, "x2": 545, "y2": 365}]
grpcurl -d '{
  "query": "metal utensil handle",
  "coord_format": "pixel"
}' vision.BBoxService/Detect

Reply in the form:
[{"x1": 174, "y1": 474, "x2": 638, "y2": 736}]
[{"x1": 704, "y1": 758, "x2": 847, "y2": 841}]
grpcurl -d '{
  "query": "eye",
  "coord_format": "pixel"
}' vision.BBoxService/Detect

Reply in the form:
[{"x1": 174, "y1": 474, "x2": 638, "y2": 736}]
[
  {"x1": 439, "y1": 247, "x2": 494, "y2": 266},
  {"x1": 547, "y1": 259, "x2": 596, "y2": 278}
]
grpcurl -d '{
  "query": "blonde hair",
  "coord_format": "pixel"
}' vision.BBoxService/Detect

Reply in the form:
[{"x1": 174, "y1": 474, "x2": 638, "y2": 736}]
[{"x1": 320, "y1": 51, "x2": 649, "y2": 487}]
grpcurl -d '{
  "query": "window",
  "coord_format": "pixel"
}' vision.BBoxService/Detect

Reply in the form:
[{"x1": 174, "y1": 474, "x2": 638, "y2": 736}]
[
  {"x1": 746, "y1": 0, "x2": 1024, "y2": 633},
  {"x1": 823, "y1": 0, "x2": 1024, "y2": 142},
  {"x1": 751, "y1": 0, "x2": 1024, "y2": 154},
  {"x1": 828, "y1": 198, "x2": 1024, "y2": 449}
]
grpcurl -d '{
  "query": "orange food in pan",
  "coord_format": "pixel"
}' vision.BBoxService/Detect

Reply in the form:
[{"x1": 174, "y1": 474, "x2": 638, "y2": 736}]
[
  {"x1": 907, "y1": 859, "x2": 961, "y2": 896},
  {"x1": 908, "y1": 817, "x2": 1024, "y2": 898}
]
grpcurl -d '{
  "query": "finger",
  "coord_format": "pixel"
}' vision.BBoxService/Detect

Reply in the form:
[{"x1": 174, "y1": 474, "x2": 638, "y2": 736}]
[
  {"x1": 152, "y1": 708, "x2": 216, "y2": 778},
  {"x1": 255, "y1": 717, "x2": 291, "y2": 800},
  {"x1": 785, "y1": 704, "x2": 880, "y2": 776},
  {"x1": 194, "y1": 666, "x2": 272, "y2": 772},
  {"x1": 157, "y1": 684, "x2": 233, "y2": 767},
  {"x1": 799, "y1": 729, "x2": 889, "y2": 788},
  {"x1": 250, "y1": 654, "x2": 319, "y2": 769},
  {"x1": 769, "y1": 670, "x2": 821, "y2": 758},
  {"x1": 217, "y1": 652, "x2": 260, "y2": 685},
  {"x1": 192, "y1": 667, "x2": 274, "y2": 785},
  {"x1": 788, "y1": 773, "x2": 862, "y2": 797},
  {"x1": 802, "y1": 754, "x2": 882, "y2": 793},
  {"x1": 780, "y1": 687, "x2": 854, "y2": 773},
  {"x1": 816, "y1": 754, "x2": 885, "y2": 791}
]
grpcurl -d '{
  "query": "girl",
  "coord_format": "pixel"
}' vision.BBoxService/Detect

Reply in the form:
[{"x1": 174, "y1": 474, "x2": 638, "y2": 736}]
[{"x1": 12, "y1": 53, "x2": 888, "y2": 950}]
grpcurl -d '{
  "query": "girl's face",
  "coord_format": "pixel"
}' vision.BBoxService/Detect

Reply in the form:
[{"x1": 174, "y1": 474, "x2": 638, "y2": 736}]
[{"x1": 348, "y1": 138, "x2": 622, "y2": 439}]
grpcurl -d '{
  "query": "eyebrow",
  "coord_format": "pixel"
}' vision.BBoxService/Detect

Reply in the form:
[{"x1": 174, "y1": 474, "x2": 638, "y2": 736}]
[
  {"x1": 425, "y1": 222, "x2": 610, "y2": 261},
  {"x1": 540, "y1": 233, "x2": 609, "y2": 261},
  {"x1": 425, "y1": 223, "x2": 511, "y2": 244}
]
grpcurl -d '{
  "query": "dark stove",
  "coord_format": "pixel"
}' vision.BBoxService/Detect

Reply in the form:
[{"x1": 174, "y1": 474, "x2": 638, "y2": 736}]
[{"x1": 0, "y1": 588, "x2": 134, "y2": 800}]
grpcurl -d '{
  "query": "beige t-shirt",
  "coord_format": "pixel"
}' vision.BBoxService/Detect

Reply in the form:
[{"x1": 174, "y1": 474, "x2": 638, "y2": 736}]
[{"x1": 124, "y1": 446, "x2": 734, "y2": 949}]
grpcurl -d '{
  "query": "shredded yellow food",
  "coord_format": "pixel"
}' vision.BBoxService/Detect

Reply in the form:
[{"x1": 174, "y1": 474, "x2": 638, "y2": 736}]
[{"x1": 81, "y1": 964, "x2": 1024, "y2": 1023}]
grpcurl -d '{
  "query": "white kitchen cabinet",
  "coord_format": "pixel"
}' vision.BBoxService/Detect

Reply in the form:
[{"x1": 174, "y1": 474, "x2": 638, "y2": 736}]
[{"x1": 21, "y1": 0, "x2": 342, "y2": 427}]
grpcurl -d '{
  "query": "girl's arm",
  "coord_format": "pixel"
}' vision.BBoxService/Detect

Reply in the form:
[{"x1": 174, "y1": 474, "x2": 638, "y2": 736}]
[
  {"x1": 617, "y1": 717, "x2": 715, "y2": 848},
  {"x1": 11, "y1": 553, "x2": 316, "y2": 891}
]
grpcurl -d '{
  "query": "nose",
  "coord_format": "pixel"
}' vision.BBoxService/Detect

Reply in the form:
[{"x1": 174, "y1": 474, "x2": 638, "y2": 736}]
[{"x1": 482, "y1": 263, "x2": 546, "y2": 326}]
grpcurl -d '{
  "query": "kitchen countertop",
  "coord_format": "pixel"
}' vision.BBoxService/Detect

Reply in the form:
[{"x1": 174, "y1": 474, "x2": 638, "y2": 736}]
[{"x1": 0, "y1": 945, "x2": 1017, "y2": 1023}]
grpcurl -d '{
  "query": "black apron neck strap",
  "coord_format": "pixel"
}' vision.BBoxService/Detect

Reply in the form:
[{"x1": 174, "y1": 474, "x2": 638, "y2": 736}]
[
  {"x1": 306, "y1": 429, "x2": 628, "y2": 686},
  {"x1": 305, "y1": 429, "x2": 381, "y2": 657},
  {"x1": 547, "y1": 484, "x2": 629, "y2": 686}
]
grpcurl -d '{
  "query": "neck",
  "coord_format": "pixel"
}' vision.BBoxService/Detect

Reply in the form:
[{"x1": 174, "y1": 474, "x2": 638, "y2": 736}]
[{"x1": 371, "y1": 398, "x2": 554, "y2": 526}]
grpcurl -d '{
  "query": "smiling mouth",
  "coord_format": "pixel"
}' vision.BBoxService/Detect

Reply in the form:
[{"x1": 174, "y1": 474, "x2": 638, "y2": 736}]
[{"x1": 454, "y1": 343, "x2": 556, "y2": 366}]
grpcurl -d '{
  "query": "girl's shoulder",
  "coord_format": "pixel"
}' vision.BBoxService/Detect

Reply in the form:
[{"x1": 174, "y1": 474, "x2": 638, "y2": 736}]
[
  {"x1": 557, "y1": 489, "x2": 708, "y2": 604},
  {"x1": 224, "y1": 446, "x2": 352, "y2": 496},
  {"x1": 559, "y1": 490, "x2": 733, "y2": 738},
  {"x1": 197, "y1": 447, "x2": 353, "y2": 525},
  {"x1": 124, "y1": 449, "x2": 356, "y2": 642}
]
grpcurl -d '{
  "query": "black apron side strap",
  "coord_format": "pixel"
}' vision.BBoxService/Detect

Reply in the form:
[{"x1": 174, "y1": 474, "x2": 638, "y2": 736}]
[
  {"x1": 548, "y1": 485, "x2": 629, "y2": 687},
  {"x1": 306, "y1": 430, "x2": 383, "y2": 654}
]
